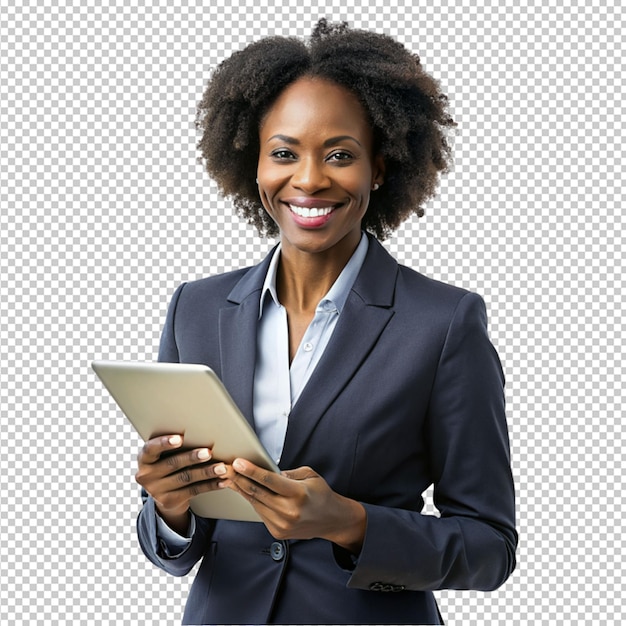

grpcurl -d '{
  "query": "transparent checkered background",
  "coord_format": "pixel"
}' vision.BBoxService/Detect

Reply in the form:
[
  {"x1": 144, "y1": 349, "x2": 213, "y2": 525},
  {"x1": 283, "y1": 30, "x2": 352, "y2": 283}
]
[{"x1": 1, "y1": 0, "x2": 623, "y2": 624}]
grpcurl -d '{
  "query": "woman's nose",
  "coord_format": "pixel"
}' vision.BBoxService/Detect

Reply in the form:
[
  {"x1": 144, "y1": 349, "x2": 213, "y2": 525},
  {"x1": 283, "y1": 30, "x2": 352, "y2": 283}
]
[{"x1": 291, "y1": 158, "x2": 331, "y2": 192}]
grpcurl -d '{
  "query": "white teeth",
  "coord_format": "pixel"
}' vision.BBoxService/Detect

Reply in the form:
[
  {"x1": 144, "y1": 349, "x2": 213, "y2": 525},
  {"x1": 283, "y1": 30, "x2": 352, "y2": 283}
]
[{"x1": 289, "y1": 204, "x2": 335, "y2": 218}]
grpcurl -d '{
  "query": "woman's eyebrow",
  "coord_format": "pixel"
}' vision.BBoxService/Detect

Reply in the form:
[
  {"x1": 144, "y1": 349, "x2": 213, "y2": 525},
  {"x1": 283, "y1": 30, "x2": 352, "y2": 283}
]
[
  {"x1": 266, "y1": 134, "x2": 362, "y2": 147},
  {"x1": 324, "y1": 135, "x2": 362, "y2": 147},
  {"x1": 267, "y1": 134, "x2": 299, "y2": 145}
]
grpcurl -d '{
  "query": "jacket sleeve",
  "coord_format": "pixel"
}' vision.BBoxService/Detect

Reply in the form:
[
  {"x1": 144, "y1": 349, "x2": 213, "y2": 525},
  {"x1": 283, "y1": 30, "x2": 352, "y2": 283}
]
[
  {"x1": 345, "y1": 292, "x2": 517, "y2": 592},
  {"x1": 135, "y1": 283, "x2": 216, "y2": 576},
  {"x1": 136, "y1": 490, "x2": 216, "y2": 576}
]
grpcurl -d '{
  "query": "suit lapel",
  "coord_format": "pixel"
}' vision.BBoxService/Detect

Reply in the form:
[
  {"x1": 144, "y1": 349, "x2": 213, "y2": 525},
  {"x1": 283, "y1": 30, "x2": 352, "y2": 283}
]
[
  {"x1": 279, "y1": 237, "x2": 399, "y2": 468},
  {"x1": 218, "y1": 247, "x2": 277, "y2": 428}
]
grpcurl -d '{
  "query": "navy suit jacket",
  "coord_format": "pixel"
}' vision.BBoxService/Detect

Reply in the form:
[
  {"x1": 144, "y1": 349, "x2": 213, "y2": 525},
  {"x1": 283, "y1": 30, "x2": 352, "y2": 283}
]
[{"x1": 137, "y1": 235, "x2": 517, "y2": 625}]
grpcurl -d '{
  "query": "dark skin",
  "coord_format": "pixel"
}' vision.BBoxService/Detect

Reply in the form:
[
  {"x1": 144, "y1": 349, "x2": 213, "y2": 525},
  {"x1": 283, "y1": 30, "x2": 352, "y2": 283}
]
[
  {"x1": 134, "y1": 435, "x2": 224, "y2": 535},
  {"x1": 135, "y1": 77, "x2": 385, "y2": 553}
]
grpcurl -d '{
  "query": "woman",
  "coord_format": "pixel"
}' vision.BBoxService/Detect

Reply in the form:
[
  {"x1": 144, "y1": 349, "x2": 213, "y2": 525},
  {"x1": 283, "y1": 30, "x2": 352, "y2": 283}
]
[{"x1": 135, "y1": 19, "x2": 517, "y2": 625}]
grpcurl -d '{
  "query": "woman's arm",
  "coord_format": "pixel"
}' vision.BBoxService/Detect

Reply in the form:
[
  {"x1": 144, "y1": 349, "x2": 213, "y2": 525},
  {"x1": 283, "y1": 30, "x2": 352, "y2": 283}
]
[{"x1": 346, "y1": 292, "x2": 517, "y2": 591}]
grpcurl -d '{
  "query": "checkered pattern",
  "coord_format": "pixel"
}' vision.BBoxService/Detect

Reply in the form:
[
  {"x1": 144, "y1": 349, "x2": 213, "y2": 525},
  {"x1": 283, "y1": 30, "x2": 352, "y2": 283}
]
[{"x1": 1, "y1": 0, "x2": 624, "y2": 624}]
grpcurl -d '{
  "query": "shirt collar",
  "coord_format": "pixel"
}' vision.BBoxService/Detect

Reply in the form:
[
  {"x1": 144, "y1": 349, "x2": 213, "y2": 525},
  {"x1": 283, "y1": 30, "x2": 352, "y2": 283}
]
[
  {"x1": 259, "y1": 243, "x2": 283, "y2": 316},
  {"x1": 259, "y1": 232, "x2": 369, "y2": 318}
]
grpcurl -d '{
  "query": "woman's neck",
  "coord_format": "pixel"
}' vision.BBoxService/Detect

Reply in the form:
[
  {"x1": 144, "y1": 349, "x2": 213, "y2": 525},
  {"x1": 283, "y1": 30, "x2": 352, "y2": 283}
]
[{"x1": 276, "y1": 235, "x2": 361, "y2": 315}]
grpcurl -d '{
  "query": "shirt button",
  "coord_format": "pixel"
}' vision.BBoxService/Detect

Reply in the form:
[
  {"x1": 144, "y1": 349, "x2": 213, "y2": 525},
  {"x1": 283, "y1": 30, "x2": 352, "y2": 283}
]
[
  {"x1": 303, "y1": 342, "x2": 313, "y2": 352},
  {"x1": 270, "y1": 541, "x2": 285, "y2": 561}
]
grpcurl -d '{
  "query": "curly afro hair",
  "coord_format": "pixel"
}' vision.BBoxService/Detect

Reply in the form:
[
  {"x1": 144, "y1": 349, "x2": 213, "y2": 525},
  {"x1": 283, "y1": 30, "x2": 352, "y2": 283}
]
[{"x1": 196, "y1": 19, "x2": 455, "y2": 240}]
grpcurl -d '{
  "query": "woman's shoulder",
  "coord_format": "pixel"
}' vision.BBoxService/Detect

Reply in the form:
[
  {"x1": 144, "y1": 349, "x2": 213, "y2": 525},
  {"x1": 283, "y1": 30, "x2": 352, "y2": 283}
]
[
  {"x1": 184, "y1": 266, "x2": 253, "y2": 292},
  {"x1": 396, "y1": 261, "x2": 474, "y2": 301},
  {"x1": 394, "y1": 262, "x2": 488, "y2": 324},
  {"x1": 167, "y1": 264, "x2": 260, "y2": 312},
  {"x1": 172, "y1": 246, "x2": 276, "y2": 306},
  {"x1": 363, "y1": 237, "x2": 476, "y2": 309}
]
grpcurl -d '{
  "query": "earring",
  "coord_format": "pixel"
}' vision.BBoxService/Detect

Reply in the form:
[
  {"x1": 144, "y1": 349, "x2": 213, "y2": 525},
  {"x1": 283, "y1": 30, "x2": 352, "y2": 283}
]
[
  {"x1": 372, "y1": 183, "x2": 380, "y2": 191},
  {"x1": 256, "y1": 178, "x2": 259, "y2": 184}
]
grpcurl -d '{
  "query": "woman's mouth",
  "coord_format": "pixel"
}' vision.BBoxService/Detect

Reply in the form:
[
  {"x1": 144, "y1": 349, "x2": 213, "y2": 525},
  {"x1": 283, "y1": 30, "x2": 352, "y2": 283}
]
[
  {"x1": 288, "y1": 204, "x2": 336, "y2": 218},
  {"x1": 282, "y1": 199, "x2": 342, "y2": 228}
]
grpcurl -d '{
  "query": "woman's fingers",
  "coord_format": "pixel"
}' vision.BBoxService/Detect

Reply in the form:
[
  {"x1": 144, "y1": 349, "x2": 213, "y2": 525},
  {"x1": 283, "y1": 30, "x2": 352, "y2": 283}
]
[
  {"x1": 153, "y1": 463, "x2": 228, "y2": 511},
  {"x1": 229, "y1": 458, "x2": 317, "y2": 495},
  {"x1": 158, "y1": 446, "x2": 213, "y2": 476},
  {"x1": 137, "y1": 434, "x2": 213, "y2": 479},
  {"x1": 137, "y1": 434, "x2": 184, "y2": 464},
  {"x1": 224, "y1": 459, "x2": 321, "y2": 517},
  {"x1": 135, "y1": 433, "x2": 227, "y2": 515},
  {"x1": 223, "y1": 459, "x2": 352, "y2": 542},
  {"x1": 163, "y1": 461, "x2": 227, "y2": 494}
]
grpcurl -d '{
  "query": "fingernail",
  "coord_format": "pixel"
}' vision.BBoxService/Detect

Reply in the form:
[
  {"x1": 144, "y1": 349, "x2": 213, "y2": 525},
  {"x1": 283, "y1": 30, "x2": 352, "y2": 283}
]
[
  {"x1": 233, "y1": 459, "x2": 244, "y2": 471},
  {"x1": 197, "y1": 448, "x2": 211, "y2": 460},
  {"x1": 214, "y1": 464, "x2": 226, "y2": 476},
  {"x1": 169, "y1": 435, "x2": 182, "y2": 446}
]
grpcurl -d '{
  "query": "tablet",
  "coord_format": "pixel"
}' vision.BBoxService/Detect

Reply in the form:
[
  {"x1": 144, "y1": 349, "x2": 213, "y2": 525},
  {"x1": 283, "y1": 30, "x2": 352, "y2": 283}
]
[{"x1": 91, "y1": 360, "x2": 279, "y2": 522}]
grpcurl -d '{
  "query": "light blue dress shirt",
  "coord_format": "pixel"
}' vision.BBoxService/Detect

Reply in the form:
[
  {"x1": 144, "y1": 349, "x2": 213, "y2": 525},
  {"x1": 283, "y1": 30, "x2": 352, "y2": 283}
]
[{"x1": 156, "y1": 233, "x2": 369, "y2": 550}]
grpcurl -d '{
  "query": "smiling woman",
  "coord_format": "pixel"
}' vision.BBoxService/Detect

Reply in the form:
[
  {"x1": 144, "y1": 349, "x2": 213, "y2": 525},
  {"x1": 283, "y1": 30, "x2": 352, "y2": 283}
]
[
  {"x1": 257, "y1": 77, "x2": 383, "y2": 261},
  {"x1": 134, "y1": 18, "x2": 517, "y2": 626}
]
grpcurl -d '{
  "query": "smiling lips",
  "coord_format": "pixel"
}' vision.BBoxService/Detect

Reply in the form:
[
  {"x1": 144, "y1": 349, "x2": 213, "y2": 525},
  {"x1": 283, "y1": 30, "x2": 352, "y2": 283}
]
[
  {"x1": 288, "y1": 204, "x2": 336, "y2": 218},
  {"x1": 283, "y1": 198, "x2": 342, "y2": 220},
  {"x1": 279, "y1": 197, "x2": 344, "y2": 229}
]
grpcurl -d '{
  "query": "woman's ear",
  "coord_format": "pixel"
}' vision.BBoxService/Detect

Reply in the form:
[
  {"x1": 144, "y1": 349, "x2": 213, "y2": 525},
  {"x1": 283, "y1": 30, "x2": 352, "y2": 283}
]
[{"x1": 372, "y1": 154, "x2": 386, "y2": 188}]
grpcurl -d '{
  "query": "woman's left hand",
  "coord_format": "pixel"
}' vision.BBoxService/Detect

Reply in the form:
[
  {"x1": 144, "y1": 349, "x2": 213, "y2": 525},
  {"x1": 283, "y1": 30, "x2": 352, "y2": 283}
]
[{"x1": 218, "y1": 458, "x2": 366, "y2": 553}]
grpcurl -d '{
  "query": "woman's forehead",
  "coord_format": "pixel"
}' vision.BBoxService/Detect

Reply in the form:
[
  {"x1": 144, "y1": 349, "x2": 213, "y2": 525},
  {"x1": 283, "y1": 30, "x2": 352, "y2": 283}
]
[{"x1": 259, "y1": 77, "x2": 372, "y2": 143}]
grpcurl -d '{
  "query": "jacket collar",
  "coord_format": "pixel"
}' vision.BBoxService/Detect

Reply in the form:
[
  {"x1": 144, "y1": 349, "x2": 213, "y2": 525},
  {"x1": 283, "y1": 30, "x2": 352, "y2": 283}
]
[{"x1": 226, "y1": 234, "x2": 397, "y2": 308}]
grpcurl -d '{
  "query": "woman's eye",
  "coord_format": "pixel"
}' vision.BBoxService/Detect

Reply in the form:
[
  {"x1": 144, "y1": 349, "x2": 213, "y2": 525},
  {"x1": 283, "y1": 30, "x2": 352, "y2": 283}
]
[
  {"x1": 271, "y1": 149, "x2": 296, "y2": 160},
  {"x1": 328, "y1": 151, "x2": 353, "y2": 162}
]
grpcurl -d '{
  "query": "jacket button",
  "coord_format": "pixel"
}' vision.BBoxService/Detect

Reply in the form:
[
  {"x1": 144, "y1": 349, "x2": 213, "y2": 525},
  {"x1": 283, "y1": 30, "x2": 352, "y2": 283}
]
[
  {"x1": 270, "y1": 541, "x2": 285, "y2": 561},
  {"x1": 369, "y1": 582, "x2": 405, "y2": 592}
]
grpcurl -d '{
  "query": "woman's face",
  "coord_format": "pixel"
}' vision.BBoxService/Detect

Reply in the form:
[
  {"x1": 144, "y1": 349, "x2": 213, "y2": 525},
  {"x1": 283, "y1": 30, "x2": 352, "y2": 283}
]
[{"x1": 257, "y1": 76, "x2": 384, "y2": 258}]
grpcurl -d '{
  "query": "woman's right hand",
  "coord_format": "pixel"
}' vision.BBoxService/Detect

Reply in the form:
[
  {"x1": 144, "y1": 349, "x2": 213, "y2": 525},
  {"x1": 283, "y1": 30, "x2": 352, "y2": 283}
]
[{"x1": 135, "y1": 434, "x2": 226, "y2": 534}]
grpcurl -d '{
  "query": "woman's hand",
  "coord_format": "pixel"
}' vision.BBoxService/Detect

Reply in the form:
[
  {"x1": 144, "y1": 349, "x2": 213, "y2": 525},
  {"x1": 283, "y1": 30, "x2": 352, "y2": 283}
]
[
  {"x1": 135, "y1": 434, "x2": 226, "y2": 534},
  {"x1": 219, "y1": 459, "x2": 367, "y2": 554}
]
